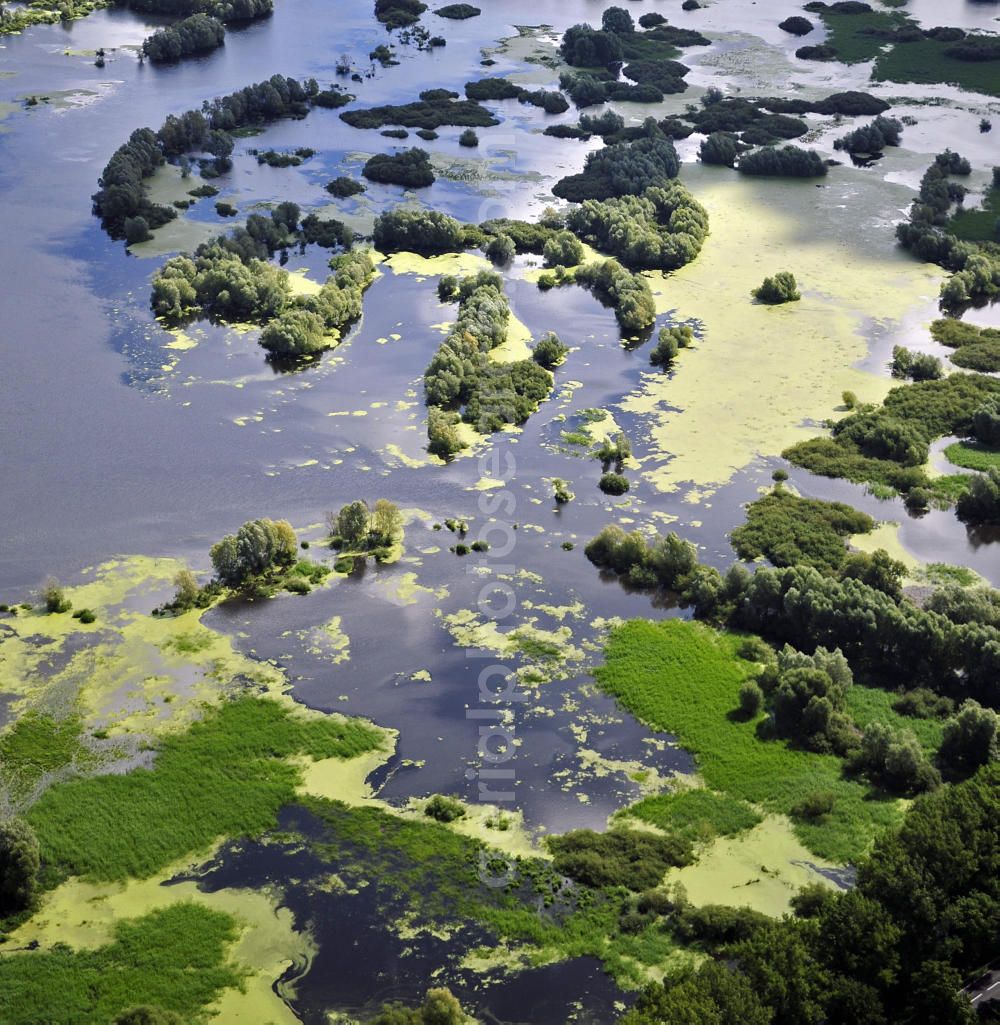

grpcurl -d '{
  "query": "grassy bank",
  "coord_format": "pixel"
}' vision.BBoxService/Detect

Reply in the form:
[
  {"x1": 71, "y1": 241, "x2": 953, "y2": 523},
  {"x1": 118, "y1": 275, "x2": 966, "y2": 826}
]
[
  {"x1": 0, "y1": 904, "x2": 241, "y2": 1024},
  {"x1": 27, "y1": 696, "x2": 383, "y2": 883},
  {"x1": 594, "y1": 619, "x2": 902, "y2": 862}
]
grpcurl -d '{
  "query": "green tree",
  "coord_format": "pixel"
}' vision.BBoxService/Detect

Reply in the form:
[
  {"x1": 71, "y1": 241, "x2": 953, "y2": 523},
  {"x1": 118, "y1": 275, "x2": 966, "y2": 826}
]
[
  {"x1": 333, "y1": 501, "x2": 370, "y2": 548},
  {"x1": 939, "y1": 699, "x2": 998, "y2": 774},
  {"x1": 370, "y1": 499, "x2": 403, "y2": 547},
  {"x1": 484, "y1": 233, "x2": 515, "y2": 264},
  {"x1": 532, "y1": 332, "x2": 568, "y2": 369},
  {"x1": 601, "y1": 6, "x2": 634, "y2": 34},
  {"x1": 752, "y1": 271, "x2": 801, "y2": 304},
  {"x1": 209, "y1": 518, "x2": 297, "y2": 587},
  {"x1": 0, "y1": 818, "x2": 40, "y2": 916},
  {"x1": 738, "y1": 680, "x2": 763, "y2": 718},
  {"x1": 41, "y1": 577, "x2": 70, "y2": 614}
]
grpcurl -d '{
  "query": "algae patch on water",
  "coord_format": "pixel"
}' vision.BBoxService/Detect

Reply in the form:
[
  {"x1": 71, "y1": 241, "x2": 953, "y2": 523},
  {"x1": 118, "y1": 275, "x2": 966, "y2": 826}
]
[{"x1": 623, "y1": 168, "x2": 942, "y2": 497}]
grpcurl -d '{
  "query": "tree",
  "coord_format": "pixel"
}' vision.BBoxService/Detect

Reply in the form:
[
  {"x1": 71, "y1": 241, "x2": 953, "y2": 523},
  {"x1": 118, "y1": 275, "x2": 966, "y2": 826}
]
[
  {"x1": 124, "y1": 216, "x2": 152, "y2": 244},
  {"x1": 651, "y1": 326, "x2": 693, "y2": 367},
  {"x1": 258, "y1": 308, "x2": 327, "y2": 357},
  {"x1": 738, "y1": 680, "x2": 763, "y2": 717},
  {"x1": 333, "y1": 500, "x2": 369, "y2": 547},
  {"x1": 957, "y1": 467, "x2": 1000, "y2": 524},
  {"x1": 699, "y1": 131, "x2": 739, "y2": 167},
  {"x1": 41, "y1": 576, "x2": 71, "y2": 614},
  {"x1": 602, "y1": 6, "x2": 634, "y2": 34},
  {"x1": 0, "y1": 818, "x2": 40, "y2": 915},
  {"x1": 458, "y1": 128, "x2": 478, "y2": 147},
  {"x1": 427, "y1": 406, "x2": 464, "y2": 458},
  {"x1": 939, "y1": 699, "x2": 998, "y2": 774},
  {"x1": 172, "y1": 568, "x2": 201, "y2": 609},
  {"x1": 542, "y1": 231, "x2": 583, "y2": 268},
  {"x1": 753, "y1": 271, "x2": 801, "y2": 304},
  {"x1": 532, "y1": 332, "x2": 568, "y2": 369},
  {"x1": 209, "y1": 518, "x2": 297, "y2": 587},
  {"x1": 973, "y1": 398, "x2": 1000, "y2": 445},
  {"x1": 370, "y1": 499, "x2": 403, "y2": 547},
  {"x1": 484, "y1": 233, "x2": 515, "y2": 264}
]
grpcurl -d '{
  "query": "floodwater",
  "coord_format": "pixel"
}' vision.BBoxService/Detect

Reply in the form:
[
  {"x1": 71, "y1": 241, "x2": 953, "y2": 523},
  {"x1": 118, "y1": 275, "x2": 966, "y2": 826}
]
[{"x1": 1, "y1": 0, "x2": 998, "y2": 1018}]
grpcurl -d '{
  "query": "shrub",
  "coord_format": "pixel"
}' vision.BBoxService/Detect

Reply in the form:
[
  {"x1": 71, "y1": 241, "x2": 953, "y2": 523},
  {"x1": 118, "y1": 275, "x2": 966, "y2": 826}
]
[
  {"x1": 543, "y1": 231, "x2": 584, "y2": 268},
  {"x1": 0, "y1": 819, "x2": 40, "y2": 915},
  {"x1": 738, "y1": 680, "x2": 764, "y2": 717},
  {"x1": 484, "y1": 233, "x2": 515, "y2": 265},
  {"x1": 424, "y1": 794, "x2": 466, "y2": 822},
  {"x1": 779, "y1": 15, "x2": 813, "y2": 35},
  {"x1": 699, "y1": 131, "x2": 739, "y2": 167},
  {"x1": 553, "y1": 478, "x2": 574, "y2": 503},
  {"x1": 325, "y1": 176, "x2": 365, "y2": 198},
  {"x1": 532, "y1": 332, "x2": 568, "y2": 369},
  {"x1": 791, "y1": 790, "x2": 837, "y2": 820},
  {"x1": 739, "y1": 145, "x2": 828, "y2": 177},
  {"x1": 599, "y1": 472, "x2": 630, "y2": 495},
  {"x1": 214, "y1": 201, "x2": 237, "y2": 217},
  {"x1": 124, "y1": 216, "x2": 152, "y2": 244},
  {"x1": 891, "y1": 346, "x2": 943, "y2": 381},
  {"x1": 362, "y1": 148, "x2": 435, "y2": 187},
  {"x1": 753, "y1": 271, "x2": 801, "y2": 304},
  {"x1": 42, "y1": 577, "x2": 71, "y2": 614},
  {"x1": 458, "y1": 128, "x2": 479, "y2": 147}
]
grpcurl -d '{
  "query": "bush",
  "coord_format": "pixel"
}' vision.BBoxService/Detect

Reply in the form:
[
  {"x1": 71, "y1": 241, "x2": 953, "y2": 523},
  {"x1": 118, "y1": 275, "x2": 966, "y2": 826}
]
[
  {"x1": 739, "y1": 145, "x2": 828, "y2": 177},
  {"x1": 791, "y1": 790, "x2": 837, "y2": 820},
  {"x1": 484, "y1": 233, "x2": 515, "y2": 264},
  {"x1": 956, "y1": 467, "x2": 1000, "y2": 524},
  {"x1": 543, "y1": 231, "x2": 584, "y2": 268},
  {"x1": 738, "y1": 680, "x2": 764, "y2": 717},
  {"x1": 553, "y1": 129, "x2": 680, "y2": 202},
  {"x1": 651, "y1": 325, "x2": 694, "y2": 367},
  {"x1": 753, "y1": 271, "x2": 801, "y2": 304},
  {"x1": 424, "y1": 794, "x2": 465, "y2": 822},
  {"x1": 373, "y1": 208, "x2": 464, "y2": 254},
  {"x1": 209, "y1": 518, "x2": 297, "y2": 588},
  {"x1": 532, "y1": 332, "x2": 568, "y2": 369},
  {"x1": 553, "y1": 478, "x2": 574, "y2": 503},
  {"x1": 42, "y1": 577, "x2": 71, "y2": 614},
  {"x1": 214, "y1": 201, "x2": 237, "y2": 217},
  {"x1": 362, "y1": 148, "x2": 435, "y2": 187},
  {"x1": 547, "y1": 828, "x2": 692, "y2": 890},
  {"x1": 699, "y1": 131, "x2": 739, "y2": 167},
  {"x1": 891, "y1": 346, "x2": 943, "y2": 381},
  {"x1": 779, "y1": 15, "x2": 813, "y2": 35},
  {"x1": 124, "y1": 216, "x2": 152, "y2": 244},
  {"x1": 427, "y1": 407, "x2": 464, "y2": 458},
  {"x1": 0, "y1": 819, "x2": 40, "y2": 915},
  {"x1": 599, "y1": 472, "x2": 630, "y2": 495},
  {"x1": 458, "y1": 128, "x2": 479, "y2": 147},
  {"x1": 325, "y1": 177, "x2": 365, "y2": 198}
]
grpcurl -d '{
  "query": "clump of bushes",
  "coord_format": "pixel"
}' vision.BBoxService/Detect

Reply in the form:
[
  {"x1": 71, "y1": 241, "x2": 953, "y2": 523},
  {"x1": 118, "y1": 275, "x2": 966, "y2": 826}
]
[
  {"x1": 738, "y1": 145, "x2": 828, "y2": 177},
  {"x1": 532, "y1": 332, "x2": 568, "y2": 369},
  {"x1": 753, "y1": 271, "x2": 801, "y2": 304},
  {"x1": 362, "y1": 147, "x2": 435, "y2": 187},
  {"x1": 599, "y1": 472, "x2": 630, "y2": 495},
  {"x1": 651, "y1": 325, "x2": 694, "y2": 366},
  {"x1": 325, "y1": 177, "x2": 366, "y2": 198},
  {"x1": 424, "y1": 794, "x2": 466, "y2": 822}
]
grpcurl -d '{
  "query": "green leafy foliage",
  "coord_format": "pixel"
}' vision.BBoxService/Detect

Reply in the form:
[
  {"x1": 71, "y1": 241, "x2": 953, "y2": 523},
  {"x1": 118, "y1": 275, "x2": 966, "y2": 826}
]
[
  {"x1": 0, "y1": 904, "x2": 242, "y2": 1025},
  {"x1": 731, "y1": 488, "x2": 874, "y2": 572},
  {"x1": 362, "y1": 147, "x2": 435, "y2": 187},
  {"x1": 26, "y1": 697, "x2": 381, "y2": 881}
]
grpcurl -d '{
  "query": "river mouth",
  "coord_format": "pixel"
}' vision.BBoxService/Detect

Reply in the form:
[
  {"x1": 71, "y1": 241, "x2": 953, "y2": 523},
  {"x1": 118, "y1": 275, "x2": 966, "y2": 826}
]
[{"x1": 1, "y1": 0, "x2": 998, "y2": 1019}]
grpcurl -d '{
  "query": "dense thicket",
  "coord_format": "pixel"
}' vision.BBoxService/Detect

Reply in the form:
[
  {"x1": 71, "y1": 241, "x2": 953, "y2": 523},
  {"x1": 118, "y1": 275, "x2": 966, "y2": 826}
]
[
  {"x1": 896, "y1": 153, "x2": 1000, "y2": 310},
  {"x1": 423, "y1": 271, "x2": 553, "y2": 452},
  {"x1": 565, "y1": 181, "x2": 708, "y2": 271},
  {"x1": 574, "y1": 259, "x2": 656, "y2": 334},
  {"x1": 362, "y1": 148, "x2": 435, "y2": 187},
  {"x1": 372, "y1": 208, "x2": 464, "y2": 253},
  {"x1": 94, "y1": 75, "x2": 321, "y2": 235},
  {"x1": 587, "y1": 524, "x2": 1000, "y2": 705},
  {"x1": 621, "y1": 764, "x2": 1000, "y2": 1025},
  {"x1": 834, "y1": 115, "x2": 903, "y2": 155},
  {"x1": 142, "y1": 13, "x2": 225, "y2": 63},
  {"x1": 341, "y1": 90, "x2": 497, "y2": 130},
  {"x1": 784, "y1": 373, "x2": 1000, "y2": 507},
  {"x1": 730, "y1": 488, "x2": 875, "y2": 574},
  {"x1": 553, "y1": 124, "x2": 680, "y2": 202},
  {"x1": 738, "y1": 144, "x2": 828, "y2": 177}
]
